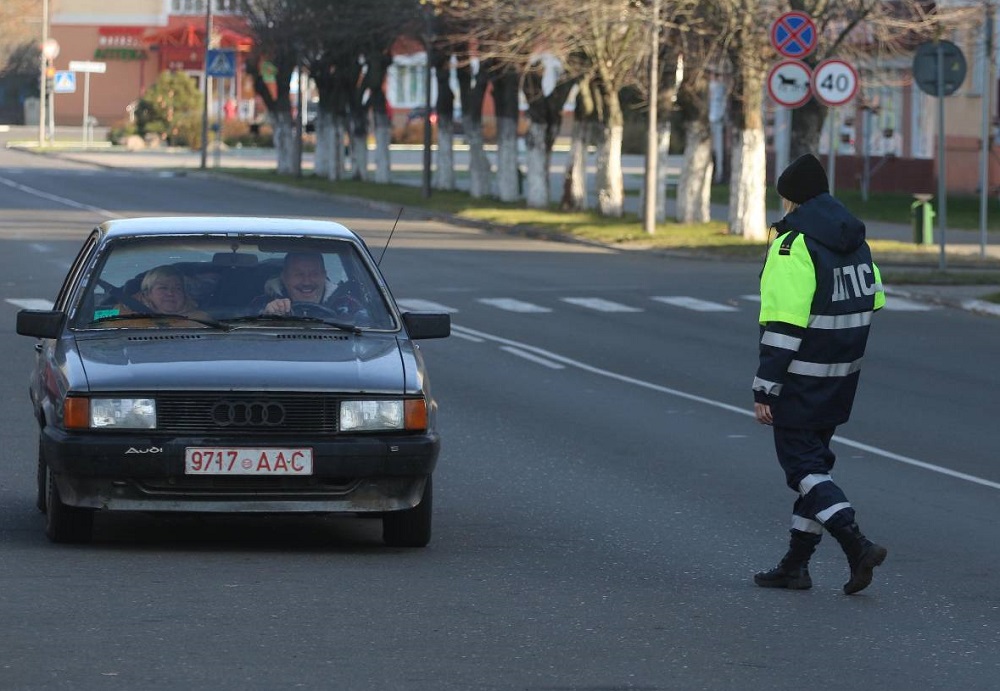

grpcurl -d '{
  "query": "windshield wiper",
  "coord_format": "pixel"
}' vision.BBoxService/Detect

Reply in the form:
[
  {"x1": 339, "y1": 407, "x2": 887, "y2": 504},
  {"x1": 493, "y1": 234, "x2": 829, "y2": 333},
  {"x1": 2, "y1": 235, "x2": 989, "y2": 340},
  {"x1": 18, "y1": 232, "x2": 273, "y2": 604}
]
[
  {"x1": 219, "y1": 314, "x2": 362, "y2": 334},
  {"x1": 90, "y1": 312, "x2": 230, "y2": 330}
]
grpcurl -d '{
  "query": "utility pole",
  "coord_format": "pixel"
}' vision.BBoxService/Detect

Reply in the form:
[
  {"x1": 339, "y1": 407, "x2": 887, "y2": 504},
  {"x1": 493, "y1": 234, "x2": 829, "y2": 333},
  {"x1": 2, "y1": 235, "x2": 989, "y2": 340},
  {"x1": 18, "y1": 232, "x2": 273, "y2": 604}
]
[
  {"x1": 643, "y1": 0, "x2": 660, "y2": 234},
  {"x1": 38, "y1": 0, "x2": 48, "y2": 147},
  {"x1": 199, "y1": 0, "x2": 213, "y2": 170},
  {"x1": 980, "y1": 0, "x2": 994, "y2": 259}
]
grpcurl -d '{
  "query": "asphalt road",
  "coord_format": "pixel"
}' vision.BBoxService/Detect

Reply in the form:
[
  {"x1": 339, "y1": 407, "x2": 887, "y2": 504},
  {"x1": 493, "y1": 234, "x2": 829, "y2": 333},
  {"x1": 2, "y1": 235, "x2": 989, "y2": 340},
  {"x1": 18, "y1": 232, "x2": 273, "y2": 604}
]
[{"x1": 1, "y1": 145, "x2": 998, "y2": 690}]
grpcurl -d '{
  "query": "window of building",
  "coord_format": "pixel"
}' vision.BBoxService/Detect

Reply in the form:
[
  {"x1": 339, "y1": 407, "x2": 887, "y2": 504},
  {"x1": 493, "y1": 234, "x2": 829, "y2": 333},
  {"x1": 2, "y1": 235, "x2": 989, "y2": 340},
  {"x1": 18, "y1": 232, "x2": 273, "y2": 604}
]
[{"x1": 169, "y1": 0, "x2": 238, "y2": 14}]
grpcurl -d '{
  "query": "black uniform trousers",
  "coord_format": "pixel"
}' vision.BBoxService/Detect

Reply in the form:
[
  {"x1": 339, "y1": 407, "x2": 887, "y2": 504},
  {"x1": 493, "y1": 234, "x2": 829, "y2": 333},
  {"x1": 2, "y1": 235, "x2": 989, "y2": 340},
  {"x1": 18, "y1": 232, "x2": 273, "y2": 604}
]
[{"x1": 773, "y1": 426, "x2": 855, "y2": 531}]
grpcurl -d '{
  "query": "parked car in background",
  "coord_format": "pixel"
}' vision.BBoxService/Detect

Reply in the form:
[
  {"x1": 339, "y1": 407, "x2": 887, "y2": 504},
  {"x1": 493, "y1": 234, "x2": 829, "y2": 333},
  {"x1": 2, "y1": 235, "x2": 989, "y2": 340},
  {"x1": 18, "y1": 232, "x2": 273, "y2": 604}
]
[{"x1": 16, "y1": 217, "x2": 450, "y2": 547}]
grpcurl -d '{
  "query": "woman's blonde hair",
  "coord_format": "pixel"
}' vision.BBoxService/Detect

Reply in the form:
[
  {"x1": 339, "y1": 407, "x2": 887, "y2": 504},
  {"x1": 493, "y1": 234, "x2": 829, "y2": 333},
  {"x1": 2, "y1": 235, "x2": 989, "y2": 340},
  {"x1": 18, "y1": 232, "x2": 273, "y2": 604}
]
[
  {"x1": 782, "y1": 198, "x2": 799, "y2": 215},
  {"x1": 141, "y1": 265, "x2": 185, "y2": 295}
]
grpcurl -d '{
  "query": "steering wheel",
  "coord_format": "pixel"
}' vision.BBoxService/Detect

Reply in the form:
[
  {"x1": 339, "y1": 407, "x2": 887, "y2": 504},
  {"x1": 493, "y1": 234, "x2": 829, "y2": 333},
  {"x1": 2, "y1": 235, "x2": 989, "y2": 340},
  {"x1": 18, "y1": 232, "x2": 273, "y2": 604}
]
[
  {"x1": 289, "y1": 301, "x2": 342, "y2": 319},
  {"x1": 328, "y1": 280, "x2": 366, "y2": 315}
]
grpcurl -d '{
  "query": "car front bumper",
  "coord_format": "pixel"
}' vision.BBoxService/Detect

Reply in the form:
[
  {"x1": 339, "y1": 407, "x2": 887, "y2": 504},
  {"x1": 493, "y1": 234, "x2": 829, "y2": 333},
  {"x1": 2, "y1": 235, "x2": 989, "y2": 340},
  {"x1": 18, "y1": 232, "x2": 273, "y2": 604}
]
[{"x1": 42, "y1": 427, "x2": 438, "y2": 513}]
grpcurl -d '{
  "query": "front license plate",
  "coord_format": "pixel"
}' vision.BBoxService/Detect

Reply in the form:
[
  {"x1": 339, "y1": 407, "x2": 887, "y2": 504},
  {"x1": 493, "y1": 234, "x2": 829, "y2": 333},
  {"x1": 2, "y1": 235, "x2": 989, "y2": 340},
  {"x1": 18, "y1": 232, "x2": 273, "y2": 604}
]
[{"x1": 184, "y1": 447, "x2": 313, "y2": 475}]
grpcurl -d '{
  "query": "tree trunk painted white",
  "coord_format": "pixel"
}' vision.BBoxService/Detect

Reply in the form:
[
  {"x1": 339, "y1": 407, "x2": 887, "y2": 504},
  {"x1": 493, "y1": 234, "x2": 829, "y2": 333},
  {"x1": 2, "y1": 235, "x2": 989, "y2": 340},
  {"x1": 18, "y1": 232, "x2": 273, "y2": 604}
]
[
  {"x1": 315, "y1": 112, "x2": 336, "y2": 179},
  {"x1": 314, "y1": 116, "x2": 329, "y2": 178},
  {"x1": 496, "y1": 116, "x2": 519, "y2": 202},
  {"x1": 467, "y1": 125, "x2": 492, "y2": 198},
  {"x1": 525, "y1": 121, "x2": 549, "y2": 208},
  {"x1": 350, "y1": 132, "x2": 368, "y2": 181},
  {"x1": 374, "y1": 121, "x2": 391, "y2": 184},
  {"x1": 274, "y1": 113, "x2": 296, "y2": 176},
  {"x1": 435, "y1": 121, "x2": 455, "y2": 190},
  {"x1": 655, "y1": 121, "x2": 672, "y2": 222},
  {"x1": 331, "y1": 118, "x2": 346, "y2": 181},
  {"x1": 727, "y1": 127, "x2": 768, "y2": 240},
  {"x1": 596, "y1": 123, "x2": 624, "y2": 217},
  {"x1": 676, "y1": 120, "x2": 714, "y2": 223},
  {"x1": 562, "y1": 122, "x2": 588, "y2": 210}
]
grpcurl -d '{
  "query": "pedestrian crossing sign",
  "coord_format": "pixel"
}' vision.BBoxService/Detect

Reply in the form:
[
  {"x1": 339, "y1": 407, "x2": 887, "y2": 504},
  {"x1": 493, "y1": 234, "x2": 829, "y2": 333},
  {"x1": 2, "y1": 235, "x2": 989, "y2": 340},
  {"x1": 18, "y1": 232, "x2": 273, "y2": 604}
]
[
  {"x1": 206, "y1": 49, "x2": 236, "y2": 78},
  {"x1": 53, "y1": 71, "x2": 76, "y2": 93}
]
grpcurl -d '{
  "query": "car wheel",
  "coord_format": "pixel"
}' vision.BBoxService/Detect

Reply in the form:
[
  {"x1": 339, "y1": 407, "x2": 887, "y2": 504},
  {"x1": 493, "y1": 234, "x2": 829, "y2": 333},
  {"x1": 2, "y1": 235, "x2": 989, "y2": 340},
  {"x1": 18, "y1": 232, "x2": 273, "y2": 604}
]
[
  {"x1": 36, "y1": 439, "x2": 47, "y2": 514},
  {"x1": 382, "y1": 476, "x2": 432, "y2": 548},
  {"x1": 45, "y1": 466, "x2": 94, "y2": 544}
]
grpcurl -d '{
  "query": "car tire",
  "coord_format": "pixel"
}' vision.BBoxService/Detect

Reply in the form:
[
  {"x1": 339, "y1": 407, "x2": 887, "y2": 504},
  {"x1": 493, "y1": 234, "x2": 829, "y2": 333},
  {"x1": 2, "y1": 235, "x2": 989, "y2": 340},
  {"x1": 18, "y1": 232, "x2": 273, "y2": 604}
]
[
  {"x1": 382, "y1": 476, "x2": 432, "y2": 548},
  {"x1": 36, "y1": 439, "x2": 47, "y2": 514},
  {"x1": 45, "y1": 466, "x2": 94, "y2": 544}
]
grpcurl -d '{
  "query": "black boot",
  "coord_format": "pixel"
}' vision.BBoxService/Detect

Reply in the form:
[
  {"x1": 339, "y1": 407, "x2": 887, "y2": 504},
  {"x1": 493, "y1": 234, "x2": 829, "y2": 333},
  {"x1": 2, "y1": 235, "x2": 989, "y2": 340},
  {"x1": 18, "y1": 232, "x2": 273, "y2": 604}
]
[
  {"x1": 754, "y1": 530, "x2": 821, "y2": 590},
  {"x1": 827, "y1": 521, "x2": 887, "y2": 595}
]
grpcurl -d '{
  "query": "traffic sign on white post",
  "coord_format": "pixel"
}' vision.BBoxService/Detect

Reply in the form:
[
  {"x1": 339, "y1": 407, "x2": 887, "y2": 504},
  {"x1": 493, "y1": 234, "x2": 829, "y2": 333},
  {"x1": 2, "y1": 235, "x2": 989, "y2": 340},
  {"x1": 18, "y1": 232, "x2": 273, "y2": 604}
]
[
  {"x1": 767, "y1": 60, "x2": 812, "y2": 109},
  {"x1": 812, "y1": 59, "x2": 859, "y2": 107},
  {"x1": 68, "y1": 60, "x2": 106, "y2": 73},
  {"x1": 770, "y1": 11, "x2": 817, "y2": 59},
  {"x1": 67, "y1": 61, "x2": 106, "y2": 147}
]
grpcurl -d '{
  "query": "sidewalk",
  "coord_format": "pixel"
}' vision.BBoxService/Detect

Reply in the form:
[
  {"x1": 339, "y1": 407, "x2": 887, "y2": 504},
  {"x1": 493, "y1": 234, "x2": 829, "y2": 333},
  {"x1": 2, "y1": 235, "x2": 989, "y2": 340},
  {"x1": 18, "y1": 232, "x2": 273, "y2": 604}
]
[{"x1": 9, "y1": 135, "x2": 1000, "y2": 317}]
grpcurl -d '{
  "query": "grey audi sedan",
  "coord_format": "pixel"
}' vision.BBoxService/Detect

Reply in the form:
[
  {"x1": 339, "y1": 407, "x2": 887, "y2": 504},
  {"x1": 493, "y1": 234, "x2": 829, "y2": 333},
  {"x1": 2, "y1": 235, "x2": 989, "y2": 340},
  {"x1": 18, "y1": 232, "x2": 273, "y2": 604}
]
[{"x1": 16, "y1": 217, "x2": 449, "y2": 546}]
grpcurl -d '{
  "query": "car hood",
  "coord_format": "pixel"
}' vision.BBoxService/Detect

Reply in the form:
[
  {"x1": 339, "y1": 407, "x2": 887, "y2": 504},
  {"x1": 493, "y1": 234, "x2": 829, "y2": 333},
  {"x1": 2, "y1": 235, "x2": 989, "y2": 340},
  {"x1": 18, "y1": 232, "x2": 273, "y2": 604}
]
[{"x1": 73, "y1": 330, "x2": 406, "y2": 394}]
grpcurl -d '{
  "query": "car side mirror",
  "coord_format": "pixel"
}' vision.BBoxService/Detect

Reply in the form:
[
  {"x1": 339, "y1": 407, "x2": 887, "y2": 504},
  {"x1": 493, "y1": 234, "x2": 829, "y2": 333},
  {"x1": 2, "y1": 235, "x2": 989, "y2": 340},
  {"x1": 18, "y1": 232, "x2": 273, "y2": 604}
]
[
  {"x1": 16, "y1": 310, "x2": 65, "y2": 339},
  {"x1": 402, "y1": 312, "x2": 450, "y2": 340}
]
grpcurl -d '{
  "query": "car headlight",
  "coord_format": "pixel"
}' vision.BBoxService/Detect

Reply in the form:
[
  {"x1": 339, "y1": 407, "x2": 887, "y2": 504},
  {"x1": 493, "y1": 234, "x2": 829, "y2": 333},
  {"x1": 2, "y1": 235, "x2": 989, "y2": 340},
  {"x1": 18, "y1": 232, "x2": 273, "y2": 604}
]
[
  {"x1": 339, "y1": 399, "x2": 427, "y2": 432},
  {"x1": 65, "y1": 397, "x2": 156, "y2": 430}
]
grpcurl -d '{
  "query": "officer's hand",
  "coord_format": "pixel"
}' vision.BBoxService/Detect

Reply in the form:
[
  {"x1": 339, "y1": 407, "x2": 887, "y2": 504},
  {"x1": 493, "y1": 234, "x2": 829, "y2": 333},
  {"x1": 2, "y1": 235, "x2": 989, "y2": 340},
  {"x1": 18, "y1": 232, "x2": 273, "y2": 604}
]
[{"x1": 754, "y1": 403, "x2": 773, "y2": 425}]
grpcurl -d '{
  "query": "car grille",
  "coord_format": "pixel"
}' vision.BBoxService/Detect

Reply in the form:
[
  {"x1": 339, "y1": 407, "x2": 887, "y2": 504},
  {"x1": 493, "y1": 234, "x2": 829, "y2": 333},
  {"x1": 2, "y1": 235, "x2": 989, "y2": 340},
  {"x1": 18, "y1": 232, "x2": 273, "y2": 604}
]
[{"x1": 155, "y1": 393, "x2": 339, "y2": 435}]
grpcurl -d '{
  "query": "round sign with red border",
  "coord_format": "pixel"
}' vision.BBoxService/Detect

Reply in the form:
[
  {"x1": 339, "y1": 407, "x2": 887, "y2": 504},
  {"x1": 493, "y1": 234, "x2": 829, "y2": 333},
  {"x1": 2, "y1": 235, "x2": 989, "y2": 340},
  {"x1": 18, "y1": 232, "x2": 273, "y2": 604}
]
[
  {"x1": 770, "y1": 12, "x2": 817, "y2": 59},
  {"x1": 812, "y1": 59, "x2": 859, "y2": 107},
  {"x1": 767, "y1": 60, "x2": 812, "y2": 108}
]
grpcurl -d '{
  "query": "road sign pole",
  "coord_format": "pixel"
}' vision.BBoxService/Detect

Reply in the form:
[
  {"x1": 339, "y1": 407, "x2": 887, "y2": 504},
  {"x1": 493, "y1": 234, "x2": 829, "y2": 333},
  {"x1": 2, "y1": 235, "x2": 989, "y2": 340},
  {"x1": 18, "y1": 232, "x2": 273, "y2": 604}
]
[
  {"x1": 828, "y1": 107, "x2": 837, "y2": 196},
  {"x1": 81, "y1": 72, "x2": 90, "y2": 147},
  {"x1": 937, "y1": 42, "x2": 948, "y2": 271}
]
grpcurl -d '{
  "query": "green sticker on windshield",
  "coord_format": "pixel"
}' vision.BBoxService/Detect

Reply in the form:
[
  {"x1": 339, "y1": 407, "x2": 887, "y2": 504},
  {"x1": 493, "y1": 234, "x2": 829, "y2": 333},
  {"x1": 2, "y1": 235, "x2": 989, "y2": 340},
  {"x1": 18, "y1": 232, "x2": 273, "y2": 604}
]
[{"x1": 94, "y1": 308, "x2": 120, "y2": 320}]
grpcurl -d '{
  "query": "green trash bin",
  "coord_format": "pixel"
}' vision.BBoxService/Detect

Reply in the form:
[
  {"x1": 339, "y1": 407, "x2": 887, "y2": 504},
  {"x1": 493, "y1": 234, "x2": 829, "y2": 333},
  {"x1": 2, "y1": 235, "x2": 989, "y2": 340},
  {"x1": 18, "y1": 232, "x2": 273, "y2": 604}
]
[{"x1": 910, "y1": 194, "x2": 935, "y2": 245}]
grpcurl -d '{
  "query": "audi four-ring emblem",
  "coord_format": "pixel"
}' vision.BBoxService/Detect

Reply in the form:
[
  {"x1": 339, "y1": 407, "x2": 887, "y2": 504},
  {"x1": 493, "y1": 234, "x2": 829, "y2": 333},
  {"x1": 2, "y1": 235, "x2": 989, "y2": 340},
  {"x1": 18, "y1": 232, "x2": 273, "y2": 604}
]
[{"x1": 211, "y1": 401, "x2": 286, "y2": 426}]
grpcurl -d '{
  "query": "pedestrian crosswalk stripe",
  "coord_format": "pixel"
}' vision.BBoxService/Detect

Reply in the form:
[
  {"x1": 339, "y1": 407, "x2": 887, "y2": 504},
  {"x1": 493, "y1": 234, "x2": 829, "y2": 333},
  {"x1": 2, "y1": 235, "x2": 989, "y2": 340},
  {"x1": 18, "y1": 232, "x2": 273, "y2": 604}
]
[
  {"x1": 884, "y1": 297, "x2": 934, "y2": 311},
  {"x1": 651, "y1": 296, "x2": 739, "y2": 312},
  {"x1": 561, "y1": 298, "x2": 642, "y2": 313},
  {"x1": 395, "y1": 299, "x2": 458, "y2": 313},
  {"x1": 478, "y1": 298, "x2": 551, "y2": 313}
]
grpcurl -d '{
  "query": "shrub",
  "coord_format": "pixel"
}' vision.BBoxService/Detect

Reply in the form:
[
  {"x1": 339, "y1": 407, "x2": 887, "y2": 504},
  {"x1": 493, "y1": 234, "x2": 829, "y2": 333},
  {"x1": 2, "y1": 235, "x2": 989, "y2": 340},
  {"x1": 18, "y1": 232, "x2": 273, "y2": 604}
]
[{"x1": 133, "y1": 71, "x2": 202, "y2": 147}]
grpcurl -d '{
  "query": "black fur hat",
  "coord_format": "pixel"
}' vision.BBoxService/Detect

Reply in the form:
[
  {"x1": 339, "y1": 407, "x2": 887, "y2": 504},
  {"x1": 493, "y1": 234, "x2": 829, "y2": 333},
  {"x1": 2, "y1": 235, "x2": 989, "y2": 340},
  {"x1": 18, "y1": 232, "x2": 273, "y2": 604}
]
[{"x1": 776, "y1": 153, "x2": 829, "y2": 204}]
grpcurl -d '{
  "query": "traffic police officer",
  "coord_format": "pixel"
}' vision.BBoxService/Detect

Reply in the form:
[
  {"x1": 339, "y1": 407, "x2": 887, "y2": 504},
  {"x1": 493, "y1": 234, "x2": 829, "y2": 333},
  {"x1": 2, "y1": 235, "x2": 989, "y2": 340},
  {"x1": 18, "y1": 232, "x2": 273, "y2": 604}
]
[{"x1": 752, "y1": 153, "x2": 888, "y2": 595}]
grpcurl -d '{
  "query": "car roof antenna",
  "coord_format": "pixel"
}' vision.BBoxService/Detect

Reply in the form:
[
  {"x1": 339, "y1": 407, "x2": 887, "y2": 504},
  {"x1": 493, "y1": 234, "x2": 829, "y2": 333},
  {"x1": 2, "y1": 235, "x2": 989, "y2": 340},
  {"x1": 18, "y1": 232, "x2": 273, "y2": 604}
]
[{"x1": 377, "y1": 207, "x2": 404, "y2": 267}]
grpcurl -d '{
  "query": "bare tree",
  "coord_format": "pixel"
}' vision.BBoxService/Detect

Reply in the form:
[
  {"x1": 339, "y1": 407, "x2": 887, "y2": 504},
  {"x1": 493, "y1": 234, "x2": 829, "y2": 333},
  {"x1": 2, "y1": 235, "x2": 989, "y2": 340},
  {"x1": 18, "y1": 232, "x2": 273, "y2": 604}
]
[
  {"x1": 240, "y1": 0, "x2": 304, "y2": 175},
  {"x1": 712, "y1": 0, "x2": 779, "y2": 241}
]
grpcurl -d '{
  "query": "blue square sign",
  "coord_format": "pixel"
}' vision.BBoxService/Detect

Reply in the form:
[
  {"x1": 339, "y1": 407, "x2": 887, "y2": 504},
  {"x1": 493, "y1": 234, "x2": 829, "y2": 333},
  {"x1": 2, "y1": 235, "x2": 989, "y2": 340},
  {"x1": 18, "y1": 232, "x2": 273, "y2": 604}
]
[
  {"x1": 53, "y1": 71, "x2": 77, "y2": 93},
  {"x1": 206, "y1": 49, "x2": 236, "y2": 78}
]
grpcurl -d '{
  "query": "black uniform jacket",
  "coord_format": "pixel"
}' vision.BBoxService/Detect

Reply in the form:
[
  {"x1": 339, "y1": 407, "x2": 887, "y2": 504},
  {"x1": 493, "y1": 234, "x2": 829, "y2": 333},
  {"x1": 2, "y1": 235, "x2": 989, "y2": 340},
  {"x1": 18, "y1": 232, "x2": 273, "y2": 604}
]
[{"x1": 753, "y1": 193, "x2": 885, "y2": 429}]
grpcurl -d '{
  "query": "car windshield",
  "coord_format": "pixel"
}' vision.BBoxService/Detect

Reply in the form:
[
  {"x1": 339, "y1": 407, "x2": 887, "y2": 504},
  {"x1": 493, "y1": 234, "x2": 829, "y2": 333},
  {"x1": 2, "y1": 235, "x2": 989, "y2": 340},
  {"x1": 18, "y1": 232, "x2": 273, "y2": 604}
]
[{"x1": 71, "y1": 235, "x2": 397, "y2": 331}]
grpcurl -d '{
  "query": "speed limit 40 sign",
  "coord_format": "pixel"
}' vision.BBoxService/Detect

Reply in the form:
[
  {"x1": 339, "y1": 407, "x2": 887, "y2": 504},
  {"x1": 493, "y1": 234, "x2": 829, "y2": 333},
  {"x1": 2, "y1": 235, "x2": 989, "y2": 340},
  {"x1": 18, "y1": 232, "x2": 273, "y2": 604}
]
[{"x1": 812, "y1": 59, "x2": 859, "y2": 107}]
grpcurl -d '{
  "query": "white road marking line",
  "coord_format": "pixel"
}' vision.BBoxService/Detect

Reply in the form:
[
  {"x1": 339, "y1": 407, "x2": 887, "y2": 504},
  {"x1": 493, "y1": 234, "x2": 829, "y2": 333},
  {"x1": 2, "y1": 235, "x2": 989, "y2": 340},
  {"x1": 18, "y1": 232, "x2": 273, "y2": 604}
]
[
  {"x1": 478, "y1": 298, "x2": 552, "y2": 313},
  {"x1": 561, "y1": 297, "x2": 642, "y2": 313},
  {"x1": 451, "y1": 323, "x2": 1000, "y2": 492},
  {"x1": 884, "y1": 297, "x2": 935, "y2": 311},
  {"x1": 0, "y1": 175, "x2": 121, "y2": 219},
  {"x1": 6, "y1": 298, "x2": 54, "y2": 310},
  {"x1": 29, "y1": 243, "x2": 52, "y2": 253},
  {"x1": 395, "y1": 299, "x2": 458, "y2": 313},
  {"x1": 742, "y1": 295, "x2": 761, "y2": 303},
  {"x1": 499, "y1": 346, "x2": 565, "y2": 369},
  {"x1": 451, "y1": 331, "x2": 484, "y2": 343},
  {"x1": 652, "y1": 296, "x2": 739, "y2": 312}
]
